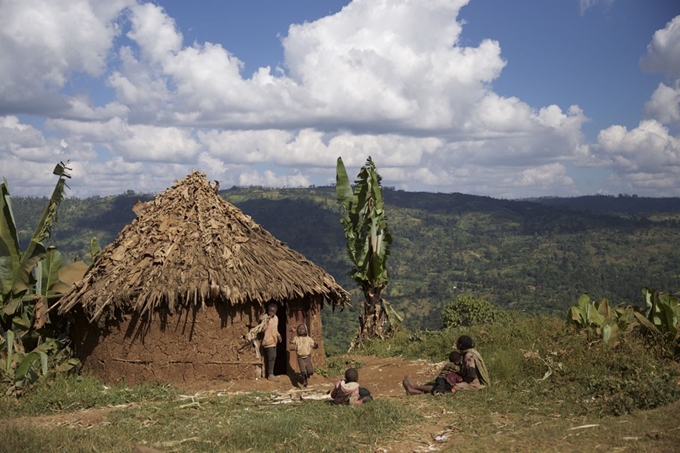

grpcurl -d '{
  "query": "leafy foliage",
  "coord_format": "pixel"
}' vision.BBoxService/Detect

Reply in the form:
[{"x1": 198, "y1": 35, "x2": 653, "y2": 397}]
[
  {"x1": 336, "y1": 157, "x2": 392, "y2": 293},
  {"x1": 441, "y1": 293, "x2": 510, "y2": 328},
  {"x1": 336, "y1": 157, "x2": 395, "y2": 340},
  {"x1": 0, "y1": 163, "x2": 82, "y2": 393},
  {"x1": 567, "y1": 294, "x2": 638, "y2": 345},
  {"x1": 568, "y1": 289, "x2": 679, "y2": 355},
  {"x1": 642, "y1": 287, "x2": 679, "y2": 337}
]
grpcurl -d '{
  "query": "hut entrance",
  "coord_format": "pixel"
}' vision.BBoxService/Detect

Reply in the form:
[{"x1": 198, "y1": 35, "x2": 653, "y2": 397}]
[
  {"x1": 273, "y1": 301, "x2": 288, "y2": 376},
  {"x1": 269, "y1": 300, "x2": 310, "y2": 377}
]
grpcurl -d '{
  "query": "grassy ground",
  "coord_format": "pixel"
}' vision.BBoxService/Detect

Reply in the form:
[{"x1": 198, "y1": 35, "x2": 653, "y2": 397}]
[
  {"x1": 1, "y1": 385, "x2": 678, "y2": 453},
  {"x1": 0, "y1": 395, "x2": 417, "y2": 453},
  {"x1": 1, "y1": 314, "x2": 679, "y2": 453}
]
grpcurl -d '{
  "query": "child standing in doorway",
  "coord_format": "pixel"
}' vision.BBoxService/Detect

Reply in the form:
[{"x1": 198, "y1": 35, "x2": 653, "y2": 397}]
[
  {"x1": 262, "y1": 303, "x2": 282, "y2": 381},
  {"x1": 290, "y1": 323, "x2": 318, "y2": 387}
]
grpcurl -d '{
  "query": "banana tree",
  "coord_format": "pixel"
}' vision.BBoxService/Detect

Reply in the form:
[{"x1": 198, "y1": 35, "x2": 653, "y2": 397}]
[
  {"x1": 336, "y1": 157, "x2": 398, "y2": 341},
  {"x1": 567, "y1": 290, "x2": 677, "y2": 350},
  {"x1": 641, "y1": 287, "x2": 679, "y2": 339},
  {"x1": 0, "y1": 162, "x2": 81, "y2": 391}
]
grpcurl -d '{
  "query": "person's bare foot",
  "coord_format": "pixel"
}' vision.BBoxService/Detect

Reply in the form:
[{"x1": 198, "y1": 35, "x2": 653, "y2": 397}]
[{"x1": 402, "y1": 377, "x2": 413, "y2": 396}]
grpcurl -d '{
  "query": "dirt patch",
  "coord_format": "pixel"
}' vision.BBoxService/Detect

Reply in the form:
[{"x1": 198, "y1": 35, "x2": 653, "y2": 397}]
[
  {"x1": 172, "y1": 355, "x2": 444, "y2": 397},
  {"x1": 0, "y1": 404, "x2": 134, "y2": 431}
]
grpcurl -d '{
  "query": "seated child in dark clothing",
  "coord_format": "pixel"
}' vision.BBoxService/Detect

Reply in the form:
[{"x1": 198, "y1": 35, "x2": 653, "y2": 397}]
[
  {"x1": 402, "y1": 351, "x2": 463, "y2": 395},
  {"x1": 330, "y1": 368, "x2": 373, "y2": 405},
  {"x1": 432, "y1": 350, "x2": 463, "y2": 394}
]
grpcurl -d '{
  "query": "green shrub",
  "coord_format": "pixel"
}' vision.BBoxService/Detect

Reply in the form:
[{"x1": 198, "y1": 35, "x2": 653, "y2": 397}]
[{"x1": 441, "y1": 293, "x2": 510, "y2": 328}]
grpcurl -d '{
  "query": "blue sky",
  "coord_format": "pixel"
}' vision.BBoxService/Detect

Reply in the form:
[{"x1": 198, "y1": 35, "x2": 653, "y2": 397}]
[{"x1": 1, "y1": 0, "x2": 679, "y2": 198}]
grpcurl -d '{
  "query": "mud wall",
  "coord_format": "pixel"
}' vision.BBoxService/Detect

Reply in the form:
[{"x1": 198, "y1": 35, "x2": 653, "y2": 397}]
[{"x1": 70, "y1": 301, "x2": 274, "y2": 385}]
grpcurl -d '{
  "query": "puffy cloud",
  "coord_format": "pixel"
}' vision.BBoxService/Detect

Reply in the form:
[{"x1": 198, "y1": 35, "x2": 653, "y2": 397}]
[
  {"x1": 594, "y1": 120, "x2": 680, "y2": 172},
  {"x1": 280, "y1": 0, "x2": 505, "y2": 129},
  {"x1": 2, "y1": 0, "x2": 674, "y2": 198},
  {"x1": 238, "y1": 169, "x2": 311, "y2": 188},
  {"x1": 48, "y1": 118, "x2": 201, "y2": 163},
  {"x1": 379, "y1": 161, "x2": 575, "y2": 198},
  {"x1": 106, "y1": 124, "x2": 201, "y2": 163},
  {"x1": 580, "y1": 120, "x2": 680, "y2": 195},
  {"x1": 126, "y1": 2, "x2": 183, "y2": 62},
  {"x1": 198, "y1": 128, "x2": 443, "y2": 168},
  {"x1": 644, "y1": 81, "x2": 680, "y2": 128},
  {"x1": 640, "y1": 15, "x2": 680, "y2": 78},
  {"x1": 0, "y1": 0, "x2": 132, "y2": 114},
  {"x1": 102, "y1": 0, "x2": 509, "y2": 132},
  {"x1": 0, "y1": 115, "x2": 96, "y2": 163},
  {"x1": 577, "y1": 15, "x2": 680, "y2": 196}
]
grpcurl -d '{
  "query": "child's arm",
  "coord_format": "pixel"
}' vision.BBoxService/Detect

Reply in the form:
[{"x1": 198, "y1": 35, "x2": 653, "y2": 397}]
[{"x1": 330, "y1": 381, "x2": 341, "y2": 400}]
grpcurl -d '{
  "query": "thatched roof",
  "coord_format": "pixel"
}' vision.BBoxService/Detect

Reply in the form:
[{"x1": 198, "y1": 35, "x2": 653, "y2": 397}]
[{"x1": 56, "y1": 171, "x2": 350, "y2": 321}]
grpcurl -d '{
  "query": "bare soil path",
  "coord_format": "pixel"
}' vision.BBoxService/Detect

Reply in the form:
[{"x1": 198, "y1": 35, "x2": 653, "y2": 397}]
[{"x1": 174, "y1": 354, "x2": 440, "y2": 396}]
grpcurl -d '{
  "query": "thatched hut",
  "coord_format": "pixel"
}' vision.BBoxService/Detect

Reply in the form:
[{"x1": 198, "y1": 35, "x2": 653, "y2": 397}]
[{"x1": 56, "y1": 172, "x2": 350, "y2": 385}]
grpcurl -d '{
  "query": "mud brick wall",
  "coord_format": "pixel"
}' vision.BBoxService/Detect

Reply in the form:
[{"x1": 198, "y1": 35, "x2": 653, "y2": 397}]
[
  {"x1": 71, "y1": 302, "x2": 264, "y2": 384},
  {"x1": 70, "y1": 299, "x2": 328, "y2": 385}
]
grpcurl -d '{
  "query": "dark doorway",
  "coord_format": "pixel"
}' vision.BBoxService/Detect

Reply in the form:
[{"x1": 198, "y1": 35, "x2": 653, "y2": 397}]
[{"x1": 274, "y1": 302, "x2": 288, "y2": 375}]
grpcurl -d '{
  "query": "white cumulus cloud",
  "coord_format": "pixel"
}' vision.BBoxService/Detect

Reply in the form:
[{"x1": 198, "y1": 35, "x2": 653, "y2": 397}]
[{"x1": 0, "y1": 0, "x2": 675, "y2": 198}]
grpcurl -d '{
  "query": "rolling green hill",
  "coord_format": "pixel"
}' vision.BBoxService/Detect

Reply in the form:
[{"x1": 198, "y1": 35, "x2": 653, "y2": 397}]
[{"x1": 11, "y1": 187, "x2": 680, "y2": 349}]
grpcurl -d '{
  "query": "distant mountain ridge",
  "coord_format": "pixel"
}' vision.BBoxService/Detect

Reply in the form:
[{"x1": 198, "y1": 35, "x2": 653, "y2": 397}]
[{"x1": 527, "y1": 194, "x2": 680, "y2": 215}]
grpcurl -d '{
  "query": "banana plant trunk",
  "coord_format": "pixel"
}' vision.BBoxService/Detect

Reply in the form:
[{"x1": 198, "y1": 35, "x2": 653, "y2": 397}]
[{"x1": 360, "y1": 288, "x2": 387, "y2": 338}]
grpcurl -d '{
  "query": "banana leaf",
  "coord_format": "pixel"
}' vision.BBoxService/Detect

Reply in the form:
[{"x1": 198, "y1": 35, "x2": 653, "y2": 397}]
[
  {"x1": 336, "y1": 157, "x2": 354, "y2": 210},
  {"x1": 41, "y1": 247, "x2": 63, "y2": 296},
  {"x1": 14, "y1": 351, "x2": 39, "y2": 388},
  {"x1": 2, "y1": 297, "x2": 22, "y2": 317},
  {"x1": 11, "y1": 162, "x2": 70, "y2": 296},
  {"x1": 4, "y1": 329, "x2": 14, "y2": 374},
  {"x1": 0, "y1": 178, "x2": 20, "y2": 298},
  {"x1": 50, "y1": 260, "x2": 89, "y2": 295}
]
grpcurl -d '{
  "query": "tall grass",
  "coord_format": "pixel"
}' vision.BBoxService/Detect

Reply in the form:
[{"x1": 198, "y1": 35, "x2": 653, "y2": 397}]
[
  {"x1": 357, "y1": 313, "x2": 680, "y2": 416},
  {"x1": 0, "y1": 373, "x2": 177, "y2": 418}
]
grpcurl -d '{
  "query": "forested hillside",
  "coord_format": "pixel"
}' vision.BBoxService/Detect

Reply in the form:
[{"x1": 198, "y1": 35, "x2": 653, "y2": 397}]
[{"x1": 12, "y1": 187, "x2": 680, "y2": 349}]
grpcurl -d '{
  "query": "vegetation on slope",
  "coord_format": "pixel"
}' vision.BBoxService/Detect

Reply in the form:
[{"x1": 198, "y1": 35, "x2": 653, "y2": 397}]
[{"x1": 10, "y1": 186, "x2": 680, "y2": 351}]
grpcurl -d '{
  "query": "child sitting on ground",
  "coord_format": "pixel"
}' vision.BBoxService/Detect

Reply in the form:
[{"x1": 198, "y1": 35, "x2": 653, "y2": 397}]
[
  {"x1": 290, "y1": 323, "x2": 318, "y2": 387},
  {"x1": 402, "y1": 351, "x2": 463, "y2": 395},
  {"x1": 330, "y1": 368, "x2": 373, "y2": 405}
]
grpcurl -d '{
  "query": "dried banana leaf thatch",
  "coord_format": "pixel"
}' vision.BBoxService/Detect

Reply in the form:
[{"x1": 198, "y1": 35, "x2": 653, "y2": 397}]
[{"x1": 55, "y1": 171, "x2": 349, "y2": 321}]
